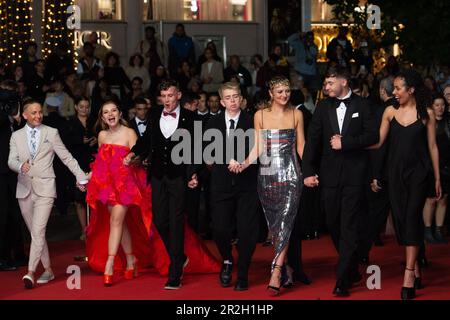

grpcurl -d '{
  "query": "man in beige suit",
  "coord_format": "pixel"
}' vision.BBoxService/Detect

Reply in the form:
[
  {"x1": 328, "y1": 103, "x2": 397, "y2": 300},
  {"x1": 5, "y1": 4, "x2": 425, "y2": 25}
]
[{"x1": 8, "y1": 100, "x2": 89, "y2": 289}]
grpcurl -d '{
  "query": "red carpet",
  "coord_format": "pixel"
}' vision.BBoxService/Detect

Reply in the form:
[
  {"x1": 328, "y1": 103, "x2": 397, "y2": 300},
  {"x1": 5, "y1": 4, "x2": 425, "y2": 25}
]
[{"x1": 1, "y1": 235, "x2": 449, "y2": 300}]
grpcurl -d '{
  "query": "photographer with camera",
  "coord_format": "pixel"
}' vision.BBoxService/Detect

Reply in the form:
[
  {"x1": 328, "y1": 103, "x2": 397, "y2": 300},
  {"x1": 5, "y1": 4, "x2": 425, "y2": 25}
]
[
  {"x1": 288, "y1": 30, "x2": 319, "y2": 97},
  {"x1": 0, "y1": 86, "x2": 27, "y2": 271}
]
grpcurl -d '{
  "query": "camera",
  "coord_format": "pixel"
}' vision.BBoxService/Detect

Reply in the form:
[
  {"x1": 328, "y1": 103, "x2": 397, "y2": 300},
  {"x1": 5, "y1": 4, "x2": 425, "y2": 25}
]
[{"x1": 0, "y1": 88, "x2": 20, "y2": 116}]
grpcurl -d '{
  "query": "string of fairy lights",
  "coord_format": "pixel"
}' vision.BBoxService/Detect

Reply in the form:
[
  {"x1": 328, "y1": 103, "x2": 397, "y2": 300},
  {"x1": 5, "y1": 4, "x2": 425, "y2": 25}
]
[
  {"x1": 0, "y1": 0, "x2": 34, "y2": 66},
  {"x1": 42, "y1": 0, "x2": 77, "y2": 65}
]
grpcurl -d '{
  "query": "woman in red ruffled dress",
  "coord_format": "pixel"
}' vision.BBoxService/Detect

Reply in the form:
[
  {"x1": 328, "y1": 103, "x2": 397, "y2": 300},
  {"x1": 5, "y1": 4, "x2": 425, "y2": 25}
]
[{"x1": 86, "y1": 100, "x2": 219, "y2": 286}]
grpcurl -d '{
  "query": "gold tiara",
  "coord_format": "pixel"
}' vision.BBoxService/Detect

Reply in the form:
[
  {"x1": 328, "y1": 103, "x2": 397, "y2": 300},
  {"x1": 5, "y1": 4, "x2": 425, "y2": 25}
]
[{"x1": 269, "y1": 77, "x2": 290, "y2": 91}]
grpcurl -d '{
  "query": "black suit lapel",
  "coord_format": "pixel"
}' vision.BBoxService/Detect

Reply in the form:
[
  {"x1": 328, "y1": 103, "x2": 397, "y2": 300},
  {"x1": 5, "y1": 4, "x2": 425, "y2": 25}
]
[
  {"x1": 327, "y1": 100, "x2": 340, "y2": 135},
  {"x1": 177, "y1": 108, "x2": 188, "y2": 130},
  {"x1": 341, "y1": 98, "x2": 356, "y2": 136}
]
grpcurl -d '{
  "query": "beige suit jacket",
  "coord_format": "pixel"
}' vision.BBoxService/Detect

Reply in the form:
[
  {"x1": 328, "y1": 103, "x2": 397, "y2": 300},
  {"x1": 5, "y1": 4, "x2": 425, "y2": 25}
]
[{"x1": 8, "y1": 125, "x2": 88, "y2": 199}]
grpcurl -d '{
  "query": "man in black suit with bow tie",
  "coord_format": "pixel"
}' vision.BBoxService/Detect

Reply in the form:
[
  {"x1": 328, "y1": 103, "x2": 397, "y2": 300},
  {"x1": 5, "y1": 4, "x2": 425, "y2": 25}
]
[
  {"x1": 129, "y1": 97, "x2": 149, "y2": 137},
  {"x1": 125, "y1": 79, "x2": 196, "y2": 290},
  {"x1": 302, "y1": 66, "x2": 378, "y2": 296}
]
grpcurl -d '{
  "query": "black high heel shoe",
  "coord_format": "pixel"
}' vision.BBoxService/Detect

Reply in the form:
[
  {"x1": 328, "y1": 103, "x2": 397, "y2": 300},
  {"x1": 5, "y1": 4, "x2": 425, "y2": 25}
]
[
  {"x1": 401, "y1": 268, "x2": 416, "y2": 300},
  {"x1": 267, "y1": 264, "x2": 282, "y2": 295},
  {"x1": 414, "y1": 264, "x2": 424, "y2": 289}
]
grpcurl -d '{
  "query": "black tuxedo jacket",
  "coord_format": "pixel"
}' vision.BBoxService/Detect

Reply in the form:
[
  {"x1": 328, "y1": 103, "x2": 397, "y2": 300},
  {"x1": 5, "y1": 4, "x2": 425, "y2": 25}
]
[
  {"x1": 131, "y1": 105, "x2": 196, "y2": 180},
  {"x1": 302, "y1": 94, "x2": 378, "y2": 187},
  {"x1": 130, "y1": 117, "x2": 149, "y2": 138},
  {"x1": 191, "y1": 111, "x2": 257, "y2": 193}
]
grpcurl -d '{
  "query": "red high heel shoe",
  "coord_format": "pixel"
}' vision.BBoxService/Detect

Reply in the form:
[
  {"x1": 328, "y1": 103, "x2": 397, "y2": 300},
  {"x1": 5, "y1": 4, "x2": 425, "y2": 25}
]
[
  {"x1": 124, "y1": 253, "x2": 138, "y2": 280},
  {"x1": 104, "y1": 255, "x2": 115, "y2": 286}
]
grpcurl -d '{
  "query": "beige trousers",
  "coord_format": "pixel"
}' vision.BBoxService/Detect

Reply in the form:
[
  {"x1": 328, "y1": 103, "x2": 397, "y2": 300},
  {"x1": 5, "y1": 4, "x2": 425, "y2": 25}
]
[{"x1": 18, "y1": 191, "x2": 54, "y2": 272}]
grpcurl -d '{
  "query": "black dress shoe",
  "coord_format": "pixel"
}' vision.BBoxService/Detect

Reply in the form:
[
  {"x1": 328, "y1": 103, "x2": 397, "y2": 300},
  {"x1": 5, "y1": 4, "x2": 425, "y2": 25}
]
[
  {"x1": 0, "y1": 262, "x2": 18, "y2": 271},
  {"x1": 234, "y1": 279, "x2": 248, "y2": 291},
  {"x1": 164, "y1": 278, "x2": 182, "y2": 290},
  {"x1": 220, "y1": 263, "x2": 233, "y2": 287},
  {"x1": 333, "y1": 280, "x2": 350, "y2": 297},
  {"x1": 333, "y1": 285, "x2": 350, "y2": 297}
]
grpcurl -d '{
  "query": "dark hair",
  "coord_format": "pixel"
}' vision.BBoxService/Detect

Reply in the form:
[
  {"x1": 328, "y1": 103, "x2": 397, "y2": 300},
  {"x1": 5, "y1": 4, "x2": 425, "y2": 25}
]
[
  {"x1": 325, "y1": 66, "x2": 351, "y2": 81},
  {"x1": 129, "y1": 53, "x2": 144, "y2": 67},
  {"x1": 105, "y1": 51, "x2": 120, "y2": 67},
  {"x1": 207, "y1": 92, "x2": 220, "y2": 100},
  {"x1": 74, "y1": 95, "x2": 89, "y2": 106},
  {"x1": 131, "y1": 76, "x2": 144, "y2": 85},
  {"x1": 176, "y1": 23, "x2": 185, "y2": 29},
  {"x1": 432, "y1": 93, "x2": 448, "y2": 108},
  {"x1": 145, "y1": 26, "x2": 156, "y2": 33},
  {"x1": 395, "y1": 69, "x2": 432, "y2": 120},
  {"x1": 22, "y1": 98, "x2": 41, "y2": 112},
  {"x1": 134, "y1": 96, "x2": 147, "y2": 106},
  {"x1": 35, "y1": 59, "x2": 45, "y2": 67},
  {"x1": 158, "y1": 78, "x2": 180, "y2": 93}
]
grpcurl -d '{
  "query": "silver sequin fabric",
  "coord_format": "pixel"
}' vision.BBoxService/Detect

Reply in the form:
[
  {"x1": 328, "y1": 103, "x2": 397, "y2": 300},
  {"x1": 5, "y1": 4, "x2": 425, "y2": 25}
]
[{"x1": 257, "y1": 129, "x2": 302, "y2": 270}]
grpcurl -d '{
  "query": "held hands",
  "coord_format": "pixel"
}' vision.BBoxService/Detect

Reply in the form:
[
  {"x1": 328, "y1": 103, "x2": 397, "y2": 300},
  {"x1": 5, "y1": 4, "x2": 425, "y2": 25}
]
[
  {"x1": 188, "y1": 174, "x2": 199, "y2": 189},
  {"x1": 228, "y1": 159, "x2": 248, "y2": 174},
  {"x1": 123, "y1": 152, "x2": 136, "y2": 166},
  {"x1": 76, "y1": 181, "x2": 87, "y2": 192},
  {"x1": 304, "y1": 175, "x2": 319, "y2": 188},
  {"x1": 21, "y1": 159, "x2": 31, "y2": 174},
  {"x1": 370, "y1": 179, "x2": 382, "y2": 193},
  {"x1": 330, "y1": 135, "x2": 342, "y2": 150}
]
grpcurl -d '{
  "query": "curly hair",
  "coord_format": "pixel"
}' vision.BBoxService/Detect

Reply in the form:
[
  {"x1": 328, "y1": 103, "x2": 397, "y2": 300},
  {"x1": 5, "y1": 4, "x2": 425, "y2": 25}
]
[{"x1": 395, "y1": 69, "x2": 432, "y2": 120}]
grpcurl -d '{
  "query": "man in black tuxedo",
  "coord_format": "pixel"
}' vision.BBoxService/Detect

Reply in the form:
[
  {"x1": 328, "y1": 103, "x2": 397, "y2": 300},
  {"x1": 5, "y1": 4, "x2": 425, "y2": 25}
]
[
  {"x1": 360, "y1": 76, "x2": 397, "y2": 258},
  {"x1": 125, "y1": 79, "x2": 196, "y2": 290},
  {"x1": 129, "y1": 97, "x2": 149, "y2": 138},
  {"x1": 302, "y1": 66, "x2": 378, "y2": 296},
  {"x1": 189, "y1": 82, "x2": 259, "y2": 291},
  {"x1": 0, "y1": 88, "x2": 27, "y2": 271}
]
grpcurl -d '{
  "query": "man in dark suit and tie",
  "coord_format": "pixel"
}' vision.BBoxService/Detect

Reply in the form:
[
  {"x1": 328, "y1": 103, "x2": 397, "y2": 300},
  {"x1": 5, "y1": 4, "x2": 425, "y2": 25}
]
[
  {"x1": 302, "y1": 66, "x2": 378, "y2": 296},
  {"x1": 124, "y1": 79, "x2": 196, "y2": 290},
  {"x1": 129, "y1": 97, "x2": 149, "y2": 137},
  {"x1": 189, "y1": 82, "x2": 259, "y2": 291}
]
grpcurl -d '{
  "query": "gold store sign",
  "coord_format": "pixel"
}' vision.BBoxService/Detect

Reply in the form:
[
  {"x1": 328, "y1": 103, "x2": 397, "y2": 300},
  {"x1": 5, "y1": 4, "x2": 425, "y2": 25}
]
[
  {"x1": 311, "y1": 25, "x2": 354, "y2": 62},
  {"x1": 74, "y1": 30, "x2": 113, "y2": 50}
]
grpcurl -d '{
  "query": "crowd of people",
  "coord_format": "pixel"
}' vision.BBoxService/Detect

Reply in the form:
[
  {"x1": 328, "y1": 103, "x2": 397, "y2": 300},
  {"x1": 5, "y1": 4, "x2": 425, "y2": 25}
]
[{"x1": 1, "y1": 24, "x2": 450, "y2": 300}]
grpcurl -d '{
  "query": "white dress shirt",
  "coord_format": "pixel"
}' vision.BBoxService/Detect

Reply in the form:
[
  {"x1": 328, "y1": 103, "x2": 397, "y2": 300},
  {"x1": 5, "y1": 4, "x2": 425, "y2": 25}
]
[
  {"x1": 160, "y1": 105, "x2": 180, "y2": 139},
  {"x1": 134, "y1": 117, "x2": 147, "y2": 137},
  {"x1": 336, "y1": 90, "x2": 352, "y2": 133},
  {"x1": 225, "y1": 110, "x2": 241, "y2": 137},
  {"x1": 26, "y1": 124, "x2": 41, "y2": 157}
]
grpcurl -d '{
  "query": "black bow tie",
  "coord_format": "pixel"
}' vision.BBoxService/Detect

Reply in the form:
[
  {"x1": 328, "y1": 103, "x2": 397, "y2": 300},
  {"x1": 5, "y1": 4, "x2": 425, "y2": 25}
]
[
  {"x1": 138, "y1": 121, "x2": 146, "y2": 126},
  {"x1": 335, "y1": 97, "x2": 351, "y2": 108}
]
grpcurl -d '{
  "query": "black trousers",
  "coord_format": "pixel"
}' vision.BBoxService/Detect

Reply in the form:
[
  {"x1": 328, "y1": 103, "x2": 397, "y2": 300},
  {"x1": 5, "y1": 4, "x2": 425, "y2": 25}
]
[
  {"x1": 322, "y1": 185, "x2": 365, "y2": 287},
  {"x1": 358, "y1": 184, "x2": 390, "y2": 259},
  {"x1": 287, "y1": 204, "x2": 305, "y2": 278},
  {"x1": 210, "y1": 188, "x2": 259, "y2": 281},
  {"x1": 151, "y1": 175, "x2": 186, "y2": 280},
  {"x1": 186, "y1": 170, "x2": 211, "y2": 234},
  {"x1": 0, "y1": 171, "x2": 26, "y2": 262}
]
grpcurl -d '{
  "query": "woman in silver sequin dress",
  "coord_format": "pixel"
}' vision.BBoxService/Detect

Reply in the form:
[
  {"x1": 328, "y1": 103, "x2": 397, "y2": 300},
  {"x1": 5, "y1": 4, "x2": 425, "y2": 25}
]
[{"x1": 234, "y1": 77, "x2": 305, "y2": 294}]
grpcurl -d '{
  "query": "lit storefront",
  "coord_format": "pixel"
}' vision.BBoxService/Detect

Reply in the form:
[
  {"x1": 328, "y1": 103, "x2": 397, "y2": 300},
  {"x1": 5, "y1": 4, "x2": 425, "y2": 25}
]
[{"x1": 32, "y1": 0, "x2": 267, "y2": 65}]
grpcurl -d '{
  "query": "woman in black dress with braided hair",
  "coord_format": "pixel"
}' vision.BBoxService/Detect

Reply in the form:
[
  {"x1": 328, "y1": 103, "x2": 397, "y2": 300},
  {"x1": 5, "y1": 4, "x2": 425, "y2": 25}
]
[{"x1": 372, "y1": 69, "x2": 441, "y2": 300}]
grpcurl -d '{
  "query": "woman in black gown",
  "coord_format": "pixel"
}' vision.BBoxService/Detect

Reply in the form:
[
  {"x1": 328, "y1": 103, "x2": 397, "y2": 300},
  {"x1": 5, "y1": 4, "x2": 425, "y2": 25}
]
[
  {"x1": 373, "y1": 70, "x2": 441, "y2": 300},
  {"x1": 66, "y1": 96, "x2": 98, "y2": 240}
]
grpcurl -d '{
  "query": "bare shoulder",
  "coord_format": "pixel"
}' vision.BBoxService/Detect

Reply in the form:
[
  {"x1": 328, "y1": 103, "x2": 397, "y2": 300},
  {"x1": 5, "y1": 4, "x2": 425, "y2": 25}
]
[
  {"x1": 384, "y1": 106, "x2": 396, "y2": 119},
  {"x1": 126, "y1": 126, "x2": 138, "y2": 138},
  {"x1": 98, "y1": 130, "x2": 107, "y2": 143}
]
